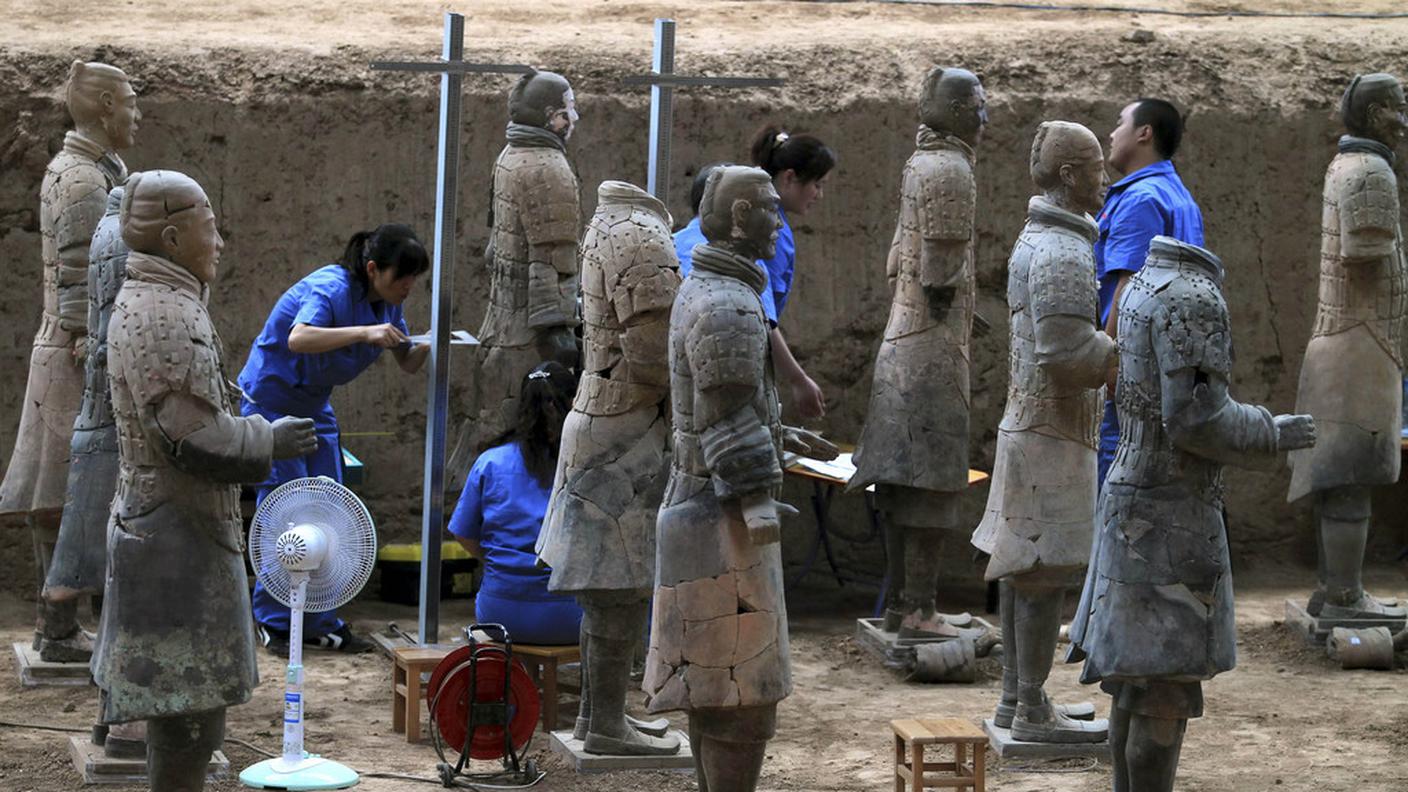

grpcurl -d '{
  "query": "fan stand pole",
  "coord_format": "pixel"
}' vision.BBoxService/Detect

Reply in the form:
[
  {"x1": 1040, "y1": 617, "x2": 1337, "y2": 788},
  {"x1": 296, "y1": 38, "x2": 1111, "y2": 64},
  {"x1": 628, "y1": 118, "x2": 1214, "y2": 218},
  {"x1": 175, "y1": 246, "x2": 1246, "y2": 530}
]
[{"x1": 282, "y1": 572, "x2": 310, "y2": 764}]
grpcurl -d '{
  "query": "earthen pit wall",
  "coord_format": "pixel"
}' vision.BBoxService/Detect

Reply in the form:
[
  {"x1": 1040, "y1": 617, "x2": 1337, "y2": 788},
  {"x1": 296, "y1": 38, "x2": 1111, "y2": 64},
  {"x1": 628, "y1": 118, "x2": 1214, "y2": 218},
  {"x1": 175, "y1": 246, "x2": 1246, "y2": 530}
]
[{"x1": 1, "y1": 49, "x2": 1404, "y2": 595}]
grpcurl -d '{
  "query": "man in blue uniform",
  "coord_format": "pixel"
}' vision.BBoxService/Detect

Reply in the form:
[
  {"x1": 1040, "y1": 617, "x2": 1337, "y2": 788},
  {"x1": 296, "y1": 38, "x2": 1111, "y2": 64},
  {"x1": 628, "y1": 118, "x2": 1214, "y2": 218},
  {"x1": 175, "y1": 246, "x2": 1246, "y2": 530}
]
[{"x1": 1096, "y1": 98, "x2": 1205, "y2": 484}]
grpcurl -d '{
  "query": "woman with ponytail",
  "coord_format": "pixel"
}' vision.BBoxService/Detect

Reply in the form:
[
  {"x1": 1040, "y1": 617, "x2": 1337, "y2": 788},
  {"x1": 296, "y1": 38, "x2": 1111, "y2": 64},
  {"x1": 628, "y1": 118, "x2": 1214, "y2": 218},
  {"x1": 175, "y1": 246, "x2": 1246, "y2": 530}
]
[
  {"x1": 748, "y1": 123, "x2": 836, "y2": 419},
  {"x1": 237, "y1": 223, "x2": 431, "y2": 656}
]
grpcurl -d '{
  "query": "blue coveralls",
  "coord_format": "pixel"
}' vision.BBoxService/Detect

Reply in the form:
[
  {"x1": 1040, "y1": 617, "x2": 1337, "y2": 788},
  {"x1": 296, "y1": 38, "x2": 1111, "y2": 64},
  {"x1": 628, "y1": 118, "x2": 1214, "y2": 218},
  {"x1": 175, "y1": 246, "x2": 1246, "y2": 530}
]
[
  {"x1": 447, "y1": 442, "x2": 583, "y2": 645},
  {"x1": 1095, "y1": 159, "x2": 1205, "y2": 485},
  {"x1": 238, "y1": 264, "x2": 409, "y2": 636},
  {"x1": 673, "y1": 206, "x2": 794, "y2": 326}
]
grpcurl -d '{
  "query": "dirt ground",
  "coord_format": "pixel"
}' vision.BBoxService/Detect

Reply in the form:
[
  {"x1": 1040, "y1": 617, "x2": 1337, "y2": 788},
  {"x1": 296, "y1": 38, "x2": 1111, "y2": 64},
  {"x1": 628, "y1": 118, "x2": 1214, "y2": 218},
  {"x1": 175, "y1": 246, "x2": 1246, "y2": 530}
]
[{"x1": 1, "y1": 567, "x2": 1405, "y2": 792}]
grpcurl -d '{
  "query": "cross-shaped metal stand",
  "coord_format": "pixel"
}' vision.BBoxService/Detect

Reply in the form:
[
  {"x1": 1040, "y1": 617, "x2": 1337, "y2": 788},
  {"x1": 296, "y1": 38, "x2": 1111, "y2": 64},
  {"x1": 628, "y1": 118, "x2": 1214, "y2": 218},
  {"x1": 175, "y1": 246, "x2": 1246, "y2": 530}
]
[
  {"x1": 371, "y1": 12, "x2": 531, "y2": 645},
  {"x1": 625, "y1": 18, "x2": 785, "y2": 208}
]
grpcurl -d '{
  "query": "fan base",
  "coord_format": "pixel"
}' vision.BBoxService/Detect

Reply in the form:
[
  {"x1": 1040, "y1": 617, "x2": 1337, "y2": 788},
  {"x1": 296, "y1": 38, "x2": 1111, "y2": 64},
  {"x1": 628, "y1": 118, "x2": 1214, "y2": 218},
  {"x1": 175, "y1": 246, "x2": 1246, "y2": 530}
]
[{"x1": 239, "y1": 755, "x2": 359, "y2": 790}]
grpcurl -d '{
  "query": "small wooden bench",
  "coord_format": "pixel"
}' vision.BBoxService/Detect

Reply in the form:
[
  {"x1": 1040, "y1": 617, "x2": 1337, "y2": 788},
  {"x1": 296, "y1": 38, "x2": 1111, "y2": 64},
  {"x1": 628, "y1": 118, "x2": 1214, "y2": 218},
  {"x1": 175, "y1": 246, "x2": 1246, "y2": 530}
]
[
  {"x1": 391, "y1": 643, "x2": 582, "y2": 743},
  {"x1": 892, "y1": 718, "x2": 988, "y2": 792}
]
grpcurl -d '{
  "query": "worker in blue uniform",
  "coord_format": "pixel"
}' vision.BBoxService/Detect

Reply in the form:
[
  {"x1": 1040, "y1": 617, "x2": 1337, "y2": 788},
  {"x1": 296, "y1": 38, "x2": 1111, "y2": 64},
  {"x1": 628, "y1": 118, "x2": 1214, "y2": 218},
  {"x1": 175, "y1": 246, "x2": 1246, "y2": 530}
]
[
  {"x1": 239, "y1": 223, "x2": 431, "y2": 656},
  {"x1": 447, "y1": 362, "x2": 583, "y2": 645},
  {"x1": 1096, "y1": 98, "x2": 1205, "y2": 485}
]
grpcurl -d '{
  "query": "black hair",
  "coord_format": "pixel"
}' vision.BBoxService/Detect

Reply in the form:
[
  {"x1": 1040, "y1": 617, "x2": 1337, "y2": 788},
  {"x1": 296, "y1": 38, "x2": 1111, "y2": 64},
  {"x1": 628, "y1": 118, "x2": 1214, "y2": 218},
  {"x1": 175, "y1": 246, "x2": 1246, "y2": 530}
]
[
  {"x1": 337, "y1": 223, "x2": 430, "y2": 294},
  {"x1": 748, "y1": 124, "x2": 836, "y2": 183},
  {"x1": 1131, "y1": 98, "x2": 1184, "y2": 160},
  {"x1": 689, "y1": 162, "x2": 732, "y2": 218},
  {"x1": 506, "y1": 361, "x2": 577, "y2": 487}
]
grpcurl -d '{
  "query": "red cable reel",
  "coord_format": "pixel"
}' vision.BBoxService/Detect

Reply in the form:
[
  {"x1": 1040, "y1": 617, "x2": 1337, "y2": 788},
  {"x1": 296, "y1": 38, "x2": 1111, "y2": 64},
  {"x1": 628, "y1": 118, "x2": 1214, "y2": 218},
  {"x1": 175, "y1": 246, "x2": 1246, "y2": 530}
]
[{"x1": 426, "y1": 642, "x2": 541, "y2": 761}]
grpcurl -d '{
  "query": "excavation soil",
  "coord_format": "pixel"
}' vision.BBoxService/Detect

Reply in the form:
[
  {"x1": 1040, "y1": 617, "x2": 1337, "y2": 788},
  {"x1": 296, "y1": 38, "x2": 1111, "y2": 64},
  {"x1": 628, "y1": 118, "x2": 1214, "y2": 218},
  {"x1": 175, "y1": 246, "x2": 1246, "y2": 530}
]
[{"x1": 1, "y1": 570, "x2": 1405, "y2": 792}]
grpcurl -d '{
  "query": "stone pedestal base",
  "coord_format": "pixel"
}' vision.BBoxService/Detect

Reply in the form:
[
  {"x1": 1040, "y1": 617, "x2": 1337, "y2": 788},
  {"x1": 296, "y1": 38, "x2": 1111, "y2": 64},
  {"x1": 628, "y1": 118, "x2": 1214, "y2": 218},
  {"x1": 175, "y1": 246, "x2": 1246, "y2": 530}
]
[
  {"x1": 1283, "y1": 599, "x2": 1406, "y2": 645},
  {"x1": 69, "y1": 735, "x2": 228, "y2": 785},
  {"x1": 982, "y1": 719, "x2": 1109, "y2": 760},
  {"x1": 12, "y1": 641, "x2": 91, "y2": 687},
  {"x1": 547, "y1": 729, "x2": 693, "y2": 773}
]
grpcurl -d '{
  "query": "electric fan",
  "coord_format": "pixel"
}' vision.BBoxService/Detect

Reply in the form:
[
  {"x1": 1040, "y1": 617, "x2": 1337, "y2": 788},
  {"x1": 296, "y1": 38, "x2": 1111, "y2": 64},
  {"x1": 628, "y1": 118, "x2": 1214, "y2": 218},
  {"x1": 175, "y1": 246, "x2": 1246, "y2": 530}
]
[{"x1": 240, "y1": 477, "x2": 377, "y2": 791}]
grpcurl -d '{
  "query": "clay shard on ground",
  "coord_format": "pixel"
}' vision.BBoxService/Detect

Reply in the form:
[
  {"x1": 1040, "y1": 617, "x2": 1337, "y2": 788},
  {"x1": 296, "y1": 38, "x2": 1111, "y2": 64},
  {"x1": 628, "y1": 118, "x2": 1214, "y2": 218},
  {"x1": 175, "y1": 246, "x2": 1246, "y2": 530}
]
[{"x1": 971, "y1": 121, "x2": 1113, "y2": 746}]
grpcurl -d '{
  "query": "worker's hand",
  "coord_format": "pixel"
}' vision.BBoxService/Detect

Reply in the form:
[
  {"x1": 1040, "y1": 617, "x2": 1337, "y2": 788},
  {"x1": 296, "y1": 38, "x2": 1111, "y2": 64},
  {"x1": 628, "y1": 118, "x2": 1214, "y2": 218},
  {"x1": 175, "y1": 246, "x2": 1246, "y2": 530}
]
[
  {"x1": 1104, "y1": 353, "x2": 1119, "y2": 396},
  {"x1": 789, "y1": 372, "x2": 825, "y2": 420},
  {"x1": 1273, "y1": 413, "x2": 1316, "y2": 452},
  {"x1": 270, "y1": 416, "x2": 318, "y2": 459},
  {"x1": 536, "y1": 326, "x2": 580, "y2": 372},
  {"x1": 740, "y1": 492, "x2": 798, "y2": 547},
  {"x1": 362, "y1": 323, "x2": 409, "y2": 349},
  {"x1": 783, "y1": 425, "x2": 839, "y2": 462}
]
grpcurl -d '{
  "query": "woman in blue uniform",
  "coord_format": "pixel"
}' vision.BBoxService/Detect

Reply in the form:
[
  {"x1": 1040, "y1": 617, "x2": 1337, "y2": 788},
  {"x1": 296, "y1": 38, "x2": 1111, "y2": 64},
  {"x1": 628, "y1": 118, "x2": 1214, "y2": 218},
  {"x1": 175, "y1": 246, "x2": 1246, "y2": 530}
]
[
  {"x1": 748, "y1": 124, "x2": 836, "y2": 420},
  {"x1": 447, "y1": 362, "x2": 582, "y2": 645},
  {"x1": 239, "y1": 223, "x2": 431, "y2": 656}
]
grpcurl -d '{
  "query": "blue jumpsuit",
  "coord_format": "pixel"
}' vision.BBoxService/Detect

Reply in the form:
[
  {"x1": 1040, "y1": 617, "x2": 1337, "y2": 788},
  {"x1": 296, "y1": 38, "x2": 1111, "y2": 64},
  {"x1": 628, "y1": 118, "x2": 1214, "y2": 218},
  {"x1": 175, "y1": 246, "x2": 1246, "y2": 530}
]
[
  {"x1": 238, "y1": 264, "x2": 409, "y2": 636},
  {"x1": 447, "y1": 442, "x2": 582, "y2": 645}
]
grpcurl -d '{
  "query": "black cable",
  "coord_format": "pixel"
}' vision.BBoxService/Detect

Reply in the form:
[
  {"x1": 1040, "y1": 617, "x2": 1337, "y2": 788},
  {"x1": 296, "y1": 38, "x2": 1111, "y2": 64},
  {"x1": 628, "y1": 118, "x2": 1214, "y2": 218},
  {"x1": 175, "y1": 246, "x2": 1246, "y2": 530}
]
[
  {"x1": 859, "y1": 0, "x2": 1408, "y2": 20},
  {"x1": 0, "y1": 719, "x2": 88, "y2": 734}
]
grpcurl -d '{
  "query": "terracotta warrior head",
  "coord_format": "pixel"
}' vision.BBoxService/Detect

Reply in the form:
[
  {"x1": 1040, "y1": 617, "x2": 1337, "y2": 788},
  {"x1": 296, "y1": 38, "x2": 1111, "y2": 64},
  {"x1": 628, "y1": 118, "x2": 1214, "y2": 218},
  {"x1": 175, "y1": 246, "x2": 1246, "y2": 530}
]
[
  {"x1": 66, "y1": 60, "x2": 139, "y2": 152},
  {"x1": 1341, "y1": 73, "x2": 1407, "y2": 149},
  {"x1": 120, "y1": 170, "x2": 224, "y2": 284},
  {"x1": 918, "y1": 66, "x2": 987, "y2": 147},
  {"x1": 699, "y1": 165, "x2": 781, "y2": 261},
  {"x1": 509, "y1": 69, "x2": 578, "y2": 140},
  {"x1": 1030, "y1": 121, "x2": 1107, "y2": 216}
]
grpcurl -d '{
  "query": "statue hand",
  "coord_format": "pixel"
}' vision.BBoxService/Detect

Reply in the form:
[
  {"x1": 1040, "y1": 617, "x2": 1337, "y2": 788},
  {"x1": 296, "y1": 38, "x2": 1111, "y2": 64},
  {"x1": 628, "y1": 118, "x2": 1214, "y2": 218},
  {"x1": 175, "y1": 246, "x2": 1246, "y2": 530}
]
[
  {"x1": 783, "y1": 426, "x2": 839, "y2": 461},
  {"x1": 740, "y1": 493, "x2": 798, "y2": 547},
  {"x1": 1273, "y1": 414, "x2": 1316, "y2": 452},
  {"x1": 271, "y1": 417, "x2": 319, "y2": 459}
]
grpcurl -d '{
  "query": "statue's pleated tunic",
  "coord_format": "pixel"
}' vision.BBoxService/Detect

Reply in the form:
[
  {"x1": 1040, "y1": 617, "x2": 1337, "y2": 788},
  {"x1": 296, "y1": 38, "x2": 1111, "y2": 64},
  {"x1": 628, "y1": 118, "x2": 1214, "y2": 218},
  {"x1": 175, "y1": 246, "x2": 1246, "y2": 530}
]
[
  {"x1": 643, "y1": 244, "x2": 790, "y2": 714},
  {"x1": 1070, "y1": 238, "x2": 1281, "y2": 717},
  {"x1": 0, "y1": 132, "x2": 125, "y2": 518},
  {"x1": 1287, "y1": 136, "x2": 1405, "y2": 503}
]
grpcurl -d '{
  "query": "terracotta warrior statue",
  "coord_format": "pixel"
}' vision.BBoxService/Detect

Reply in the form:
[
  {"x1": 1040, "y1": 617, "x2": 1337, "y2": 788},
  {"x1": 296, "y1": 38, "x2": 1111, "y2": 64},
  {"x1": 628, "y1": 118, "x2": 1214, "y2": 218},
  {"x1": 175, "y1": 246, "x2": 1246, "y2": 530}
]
[
  {"x1": 1069, "y1": 237, "x2": 1315, "y2": 792},
  {"x1": 92, "y1": 170, "x2": 317, "y2": 792},
  {"x1": 537, "y1": 180, "x2": 682, "y2": 756},
  {"x1": 971, "y1": 121, "x2": 1111, "y2": 744},
  {"x1": 476, "y1": 69, "x2": 582, "y2": 452},
  {"x1": 1, "y1": 61, "x2": 136, "y2": 659},
  {"x1": 1287, "y1": 72, "x2": 1408, "y2": 622},
  {"x1": 643, "y1": 165, "x2": 834, "y2": 792},
  {"x1": 851, "y1": 66, "x2": 987, "y2": 637}
]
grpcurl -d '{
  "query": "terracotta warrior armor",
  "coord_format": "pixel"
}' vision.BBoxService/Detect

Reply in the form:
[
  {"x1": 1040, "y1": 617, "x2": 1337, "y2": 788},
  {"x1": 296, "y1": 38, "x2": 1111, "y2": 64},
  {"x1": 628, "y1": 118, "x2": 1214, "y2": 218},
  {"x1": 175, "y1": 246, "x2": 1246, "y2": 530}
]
[
  {"x1": 1287, "y1": 73, "x2": 1408, "y2": 621},
  {"x1": 1070, "y1": 237, "x2": 1314, "y2": 792},
  {"x1": 537, "y1": 180, "x2": 681, "y2": 755},
  {"x1": 475, "y1": 70, "x2": 581, "y2": 453},
  {"x1": 3, "y1": 61, "x2": 136, "y2": 659},
  {"x1": 851, "y1": 66, "x2": 987, "y2": 637},
  {"x1": 972, "y1": 121, "x2": 1112, "y2": 744},
  {"x1": 645, "y1": 165, "x2": 835, "y2": 792},
  {"x1": 92, "y1": 170, "x2": 317, "y2": 792},
  {"x1": 36, "y1": 187, "x2": 129, "y2": 663}
]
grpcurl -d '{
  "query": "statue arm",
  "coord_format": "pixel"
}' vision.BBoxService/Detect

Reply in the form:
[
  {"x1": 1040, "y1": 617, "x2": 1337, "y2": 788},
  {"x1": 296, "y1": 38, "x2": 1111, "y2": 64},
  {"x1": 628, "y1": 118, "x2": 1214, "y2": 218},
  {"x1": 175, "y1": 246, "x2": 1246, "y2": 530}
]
[
  {"x1": 54, "y1": 177, "x2": 108, "y2": 334},
  {"x1": 1030, "y1": 249, "x2": 1115, "y2": 389},
  {"x1": 885, "y1": 220, "x2": 902, "y2": 294},
  {"x1": 144, "y1": 392, "x2": 276, "y2": 483},
  {"x1": 612, "y1": 246, "x2": 681, "y2": 389},
  {"x1": 524, "y1": 163, "x2": 582, "y2": 332},
  {"x1": 1338, "y1": 167, "x2": 1400, "y2": 263},
  {"x1": 915, "y1": 163, "x2": 975, "y2": 313}
]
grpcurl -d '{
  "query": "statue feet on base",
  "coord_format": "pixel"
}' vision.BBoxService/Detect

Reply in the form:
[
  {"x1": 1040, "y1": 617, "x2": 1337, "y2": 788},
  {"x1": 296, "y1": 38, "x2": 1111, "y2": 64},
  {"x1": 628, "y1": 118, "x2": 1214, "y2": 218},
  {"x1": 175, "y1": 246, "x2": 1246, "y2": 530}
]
[
  {"x1": 994, "y1": 700, "x2": 1095, "y2": 729},
  {"x1": 39, "y1": 629, "x2": 94, "y2": 663},
  {"x1": 573, "y1": 713, "x2": 670, "y2": 741},
  {"x1": 1010, "y1": 700, "x2": 1108, "y2": 743},
  {"x1": 897, "y1": 608, "x2": 963, "y2": 640},
  {"x1": 582, "y1": 719, "x2": 681, "y2": 756},
  {"x1": 1318, "y1": 592, "x2": 1407, "y2": 621}
]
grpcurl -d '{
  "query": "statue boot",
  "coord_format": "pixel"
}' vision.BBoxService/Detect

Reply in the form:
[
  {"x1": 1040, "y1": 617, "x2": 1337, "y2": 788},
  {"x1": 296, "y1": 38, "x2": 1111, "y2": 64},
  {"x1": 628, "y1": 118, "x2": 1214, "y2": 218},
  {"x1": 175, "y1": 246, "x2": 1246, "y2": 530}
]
[
  {"x1": 690, "y1": 706, "x2": 775, "y2": 792},
  {"x1": 990, "y1": 581, "x2": 1093, "y2": 729},
  {"x1": 1008, "y1": 584, "x2": 1105, "y2": 743},
  {"x1": 1315, "y1": 488, "x2": 1405, "y2": 621},
  {"x1": 880, "y1": 518, "x2": 906, "y2": 631},
  {"x1": 573, "y1": 627, "x2": 667, "y2": 742},
  {"x1": 146, "y1": 708, "x2": 224, "y2": 792},
  {"x1": 1109, "y1": 705, "x2": 1186, "y2": 792},
  {"x1": 105, "y1": 720, "x2": 148, "y2": 759},
  {"x1": 896, "y1": 526, "x2": 962, "y2": 640},
  {"x1": 37, "y1": 596, "x2": 92, "y2": 663},
  {"x1": 28, "y1": 511, "x2": 60, "y2": 651},
  {"x1": 579, "y1": 594, "x2": 678, "y2": 756}
]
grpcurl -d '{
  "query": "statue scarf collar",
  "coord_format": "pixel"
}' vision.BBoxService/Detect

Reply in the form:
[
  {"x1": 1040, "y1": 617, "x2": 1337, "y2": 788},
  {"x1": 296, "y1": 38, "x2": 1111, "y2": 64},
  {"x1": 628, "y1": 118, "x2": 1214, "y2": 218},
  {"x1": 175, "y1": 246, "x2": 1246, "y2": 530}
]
[{"x1": 691, "y1": 243, "x2": 768, "y2": 296}]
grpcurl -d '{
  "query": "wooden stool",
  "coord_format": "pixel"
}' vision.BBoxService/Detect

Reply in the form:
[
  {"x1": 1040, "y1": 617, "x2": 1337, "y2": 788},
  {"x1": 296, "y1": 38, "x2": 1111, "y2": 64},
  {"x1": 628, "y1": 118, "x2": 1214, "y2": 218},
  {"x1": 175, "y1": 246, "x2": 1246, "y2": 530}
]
[
  {"x1": 506, "y1": 643, "x2": 581, "y2": 733},
  {"x1": 891, "y1": 718, "x2": 988, "y2": 792},
  {"x1": 392, "y1": 646, "x2": 452, "y2": 743}
]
